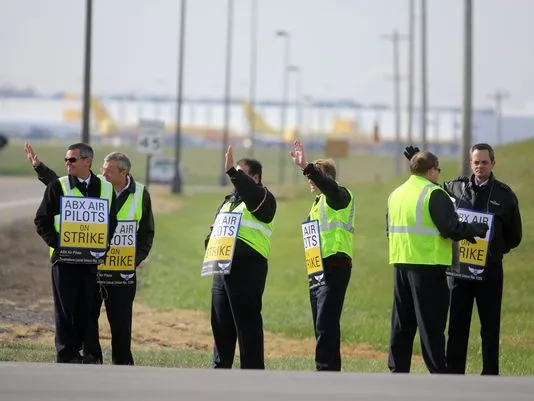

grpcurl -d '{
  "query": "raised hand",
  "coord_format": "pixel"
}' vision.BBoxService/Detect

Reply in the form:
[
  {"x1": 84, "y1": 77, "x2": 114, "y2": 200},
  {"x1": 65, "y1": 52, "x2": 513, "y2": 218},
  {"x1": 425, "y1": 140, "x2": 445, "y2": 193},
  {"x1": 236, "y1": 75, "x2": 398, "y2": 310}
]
[
  {"x1": 403, "y1": 145, "x2": 420, "y2": 161},
  {"x1": 224, "y1": 145, "x2": 234, "y2": 171},
  {"x1": 24, "y1": 142, "x2": 41, "y2": 167},
  {"x1": 289, "y1": 140, "x2": 308, "y2": 169}
]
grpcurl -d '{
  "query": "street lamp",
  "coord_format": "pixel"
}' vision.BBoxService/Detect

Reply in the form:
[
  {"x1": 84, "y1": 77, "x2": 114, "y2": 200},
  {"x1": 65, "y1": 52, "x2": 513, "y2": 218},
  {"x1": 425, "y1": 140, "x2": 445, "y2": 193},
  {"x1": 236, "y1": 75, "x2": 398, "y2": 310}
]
[
  {"x1": 81, "y1": 0, "x2": 93, "y2": 144},
  {"x1": 460, "y1": 0, "x2": 473, "y2": 176},
  {"x1": 171, "y1": 0, "x2": 187, "y2": 194},
  {"x1": 275, "y1": 30, "x2": 291, "y2": 185},
  {"x1": 288, "y1": 65, "x2": 303, "y2": 141},
  {"x1": 248, "y1": 0, "x2": 258, "y2": 157},
  {"x1": 488, "y1": 89, "x2": 509, "y2": 145},
  {"x1": 420, "y1": 0, "x2": 428, "y2": 149},
  {"x1": 288, "y1": 65, "x2": 302, "y2": 184},
  {"x1": 220, "y1": 0, "x2": 234, "y2": 186}
]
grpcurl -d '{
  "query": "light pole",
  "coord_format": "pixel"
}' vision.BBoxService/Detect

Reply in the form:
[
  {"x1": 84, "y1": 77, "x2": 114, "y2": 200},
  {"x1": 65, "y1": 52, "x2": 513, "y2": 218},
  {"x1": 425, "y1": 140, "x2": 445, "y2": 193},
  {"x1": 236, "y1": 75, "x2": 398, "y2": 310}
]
[
  {"x1": 288, "y1": 65, "x2": 303, "y2": 141},
  {"x1": 276, "y1": 30, "x2": 290, "y2": 185},
  {"x1": 407, "y1": 0, "x2": 415, "y2": 144},
  {"x1": 220, "y1": 0, "x2": 234, "y2": 187},
  {"x1": 382, "y1": 30, "x2": 407, "y2": 176},
  {"x1": 420, "y1": 0, "x2": 428, "y2": 149},
  {"x1": 81, "y1": 0, "x2": 93, "y2": 144},
  {"x1": 248, "y1": 0, "x2": 258, "y2": 157},
  {"x1": 289, "y1": 65, "x2": 302, "y2": 184},
  {"x1": 171, "y1": 0, "x2": 187, "y2": 194},
  {"x1": 460, "y1": 0, "x2": 473, "y2": 176},
  {"x1": 488, "y1": 89, "x2": 509, "y2": 145}
]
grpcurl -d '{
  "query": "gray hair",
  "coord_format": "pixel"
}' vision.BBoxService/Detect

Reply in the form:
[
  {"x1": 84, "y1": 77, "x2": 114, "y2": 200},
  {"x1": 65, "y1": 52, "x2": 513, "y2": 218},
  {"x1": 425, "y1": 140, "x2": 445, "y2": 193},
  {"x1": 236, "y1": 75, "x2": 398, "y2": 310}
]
[{"x1": 104, "y1": 152, "x2": 131, "y2": 174}]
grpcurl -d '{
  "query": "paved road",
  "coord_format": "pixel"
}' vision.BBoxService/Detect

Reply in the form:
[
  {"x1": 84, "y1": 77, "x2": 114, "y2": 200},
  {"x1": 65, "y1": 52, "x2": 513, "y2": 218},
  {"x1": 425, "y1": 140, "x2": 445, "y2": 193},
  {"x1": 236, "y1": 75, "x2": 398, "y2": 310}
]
[
  {"x1": 0, "y1": 177, "x2": 44, "y2": 225},
  {"x1": 1, "y1": 362, "x2": 533, "y2": 401}
]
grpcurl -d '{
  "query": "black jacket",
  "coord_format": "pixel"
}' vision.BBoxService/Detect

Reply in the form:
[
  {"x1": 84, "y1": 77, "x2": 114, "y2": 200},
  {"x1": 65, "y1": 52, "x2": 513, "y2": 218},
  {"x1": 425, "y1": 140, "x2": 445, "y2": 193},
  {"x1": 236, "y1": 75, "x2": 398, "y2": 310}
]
[
  {"x1": 302, "y1": 163, "x2": 353, "y2": 268},
  {"x1": 34, "y1": 163, "x2": 154, "y2": 266},
  {"x1": 443, "y1": 173, "x2": 522, "y2": 263},
  {"x1": 34, "y1": 170, "x2": 118, "y2": 264},
  {"x1": 205, "y1": 167, "x2": 277, "y2": 263}
]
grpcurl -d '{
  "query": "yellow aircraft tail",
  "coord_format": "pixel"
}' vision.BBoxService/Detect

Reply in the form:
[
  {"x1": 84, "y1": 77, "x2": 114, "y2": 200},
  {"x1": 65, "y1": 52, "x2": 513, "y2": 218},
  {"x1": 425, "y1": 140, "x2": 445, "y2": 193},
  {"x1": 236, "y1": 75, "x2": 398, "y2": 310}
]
[
  {"x1": 242, "y1": 101, "x2": 294, "y2": 142},
  {"x1": 62, "y1": 94, "x2": 118, "y2": 136}
]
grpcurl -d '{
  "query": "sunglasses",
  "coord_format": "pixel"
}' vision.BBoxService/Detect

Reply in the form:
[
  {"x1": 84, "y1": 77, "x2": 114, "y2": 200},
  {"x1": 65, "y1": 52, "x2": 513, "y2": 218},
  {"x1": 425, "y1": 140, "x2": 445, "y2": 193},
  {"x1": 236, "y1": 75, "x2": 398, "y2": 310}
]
[
  {"x1": 64, "y1": 157, "x2": 87, "y2": 163},
  {"x1": 435, "y1": 167, "x2": 441, "y2": 173}
]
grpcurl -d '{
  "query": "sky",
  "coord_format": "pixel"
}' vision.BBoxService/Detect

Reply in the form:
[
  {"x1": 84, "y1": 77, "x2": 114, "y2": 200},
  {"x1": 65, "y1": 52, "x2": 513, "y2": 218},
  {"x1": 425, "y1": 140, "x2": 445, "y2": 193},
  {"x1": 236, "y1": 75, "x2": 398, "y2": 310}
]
[{"x1": 1, "y1": 0, "x2": 533, "y2": 110}]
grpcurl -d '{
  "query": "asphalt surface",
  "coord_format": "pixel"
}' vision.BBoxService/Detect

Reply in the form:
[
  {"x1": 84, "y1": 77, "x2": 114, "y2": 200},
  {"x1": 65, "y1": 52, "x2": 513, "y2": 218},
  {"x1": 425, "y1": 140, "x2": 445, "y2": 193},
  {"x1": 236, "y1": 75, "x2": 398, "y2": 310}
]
[
  {"x1": 0, "y1": 177, "x2": 44, "y2": 225},
  {"x1": 1, "y1": 362, "x2": 533, "y2": 401}
]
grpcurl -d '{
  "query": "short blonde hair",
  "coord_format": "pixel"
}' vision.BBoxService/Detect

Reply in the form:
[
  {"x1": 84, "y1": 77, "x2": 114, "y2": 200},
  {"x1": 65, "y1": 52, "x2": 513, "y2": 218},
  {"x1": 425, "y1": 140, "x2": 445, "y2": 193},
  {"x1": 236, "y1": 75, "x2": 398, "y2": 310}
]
[{"x1": 314, "y1": 158, "x2": 337, "y2": 180}]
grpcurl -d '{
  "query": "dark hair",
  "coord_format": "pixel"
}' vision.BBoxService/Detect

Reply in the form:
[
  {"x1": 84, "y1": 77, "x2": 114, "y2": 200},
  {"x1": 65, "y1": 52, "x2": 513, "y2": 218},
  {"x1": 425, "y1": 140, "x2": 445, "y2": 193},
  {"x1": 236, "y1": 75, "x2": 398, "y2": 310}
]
[
  {"x1": 314, "y1": 158, "x2": 337, "y2": 180},
  {"x1": 237, "y1": 158, "x2": 262, "y2": 182},
  {"x1": 470, "y1": 143, "x2": 495, "y2": 162},
  {"x1": 410, "y1": 150, "x2": 439, "y2": 175},
  {"x1": 68, "y1": 142, "x2": 94, "y2": 159}
]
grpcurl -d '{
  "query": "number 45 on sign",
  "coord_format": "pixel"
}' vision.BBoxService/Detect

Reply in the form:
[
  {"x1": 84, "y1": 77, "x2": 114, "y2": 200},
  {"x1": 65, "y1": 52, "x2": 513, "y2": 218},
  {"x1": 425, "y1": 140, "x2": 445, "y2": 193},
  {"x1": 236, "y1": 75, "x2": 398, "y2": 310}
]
[{"x1": 137, "y1": 119, "x2": 165, "y2": 155}]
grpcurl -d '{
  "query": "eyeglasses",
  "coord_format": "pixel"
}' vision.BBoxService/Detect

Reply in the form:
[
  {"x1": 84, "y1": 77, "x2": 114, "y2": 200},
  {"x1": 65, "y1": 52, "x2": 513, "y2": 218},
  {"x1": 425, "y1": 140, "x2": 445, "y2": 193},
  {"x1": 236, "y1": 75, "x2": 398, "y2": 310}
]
[
  {"x1": 64, "y1": 157, "x2": 87, "y2": 163},
  {"x1": 435, "y1": 167, "x2": 441, "y2": 173}
]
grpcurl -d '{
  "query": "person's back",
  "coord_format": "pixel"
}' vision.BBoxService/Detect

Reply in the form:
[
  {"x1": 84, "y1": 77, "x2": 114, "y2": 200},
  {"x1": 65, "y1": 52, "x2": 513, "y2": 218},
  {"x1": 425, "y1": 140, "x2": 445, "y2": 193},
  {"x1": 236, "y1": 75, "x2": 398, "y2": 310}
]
[{"x1": 387, "y1": 150, "x2": 488, "y2": 374}]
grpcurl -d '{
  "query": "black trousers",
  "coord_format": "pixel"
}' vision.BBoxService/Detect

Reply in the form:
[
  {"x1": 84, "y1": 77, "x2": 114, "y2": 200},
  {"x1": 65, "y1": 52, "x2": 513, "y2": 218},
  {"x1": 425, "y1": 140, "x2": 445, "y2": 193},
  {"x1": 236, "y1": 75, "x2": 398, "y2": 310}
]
[
  {"x1": 446, "y1": 262, "x2": 503, "y2": 375},
  {"x1": 211, "y1": 259, "x2": 267, "y2": 369},
  {"x1": 388, "y1": 264, "x2": 449, "y2": 374},
  {"x1": 87, "y1": 283, "x2": 137, "y2": 365},
  {"x1": 309, "y1": 265, "x2": 351, "y2": 371},
  {"x1": 51, "y1": 262, "x2": 99, "y2": 363}
]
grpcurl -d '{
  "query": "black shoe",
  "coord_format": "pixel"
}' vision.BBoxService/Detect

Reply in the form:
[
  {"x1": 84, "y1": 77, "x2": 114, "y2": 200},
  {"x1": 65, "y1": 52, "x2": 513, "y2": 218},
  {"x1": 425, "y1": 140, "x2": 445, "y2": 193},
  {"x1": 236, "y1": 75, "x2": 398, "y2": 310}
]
[
  {"x1": 64, "y1": 355, "x2": 82, "y2": 364},
  {"x1": 82, "y1": 354, "x2": 103, "y2": 364}
]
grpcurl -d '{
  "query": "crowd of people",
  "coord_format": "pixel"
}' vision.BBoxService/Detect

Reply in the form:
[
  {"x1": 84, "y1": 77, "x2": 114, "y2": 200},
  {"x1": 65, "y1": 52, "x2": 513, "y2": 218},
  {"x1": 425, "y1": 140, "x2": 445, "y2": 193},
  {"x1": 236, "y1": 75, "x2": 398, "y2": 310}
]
[{"x1": 25, "y1": 139, "x2": 522, "y2": 375}]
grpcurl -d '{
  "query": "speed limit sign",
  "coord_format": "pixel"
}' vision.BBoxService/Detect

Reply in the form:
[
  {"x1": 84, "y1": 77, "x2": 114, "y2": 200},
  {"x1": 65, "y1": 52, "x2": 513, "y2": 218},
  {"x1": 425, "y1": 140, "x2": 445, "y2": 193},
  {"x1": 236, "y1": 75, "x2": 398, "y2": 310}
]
[{"x1": 137, "y1": 119, "x2": 165, "y2": 155}]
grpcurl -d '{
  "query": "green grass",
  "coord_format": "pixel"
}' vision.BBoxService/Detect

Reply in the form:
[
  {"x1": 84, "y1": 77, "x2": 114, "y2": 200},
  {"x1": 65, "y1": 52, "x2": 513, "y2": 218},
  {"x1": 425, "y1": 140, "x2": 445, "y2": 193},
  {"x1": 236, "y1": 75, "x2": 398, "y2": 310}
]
[
  {"x1": 2, "y1": 138, "x2": 534, "y2": 375},
  {"x1": 0, "y1": 343, "x2": 432, "y2": 372},
  {"x1": 0, "y1": 139, "x2": 397, "y2": 186},
  {"x1": 137, "y1": 139, "x2": 534, "y2": 375}
]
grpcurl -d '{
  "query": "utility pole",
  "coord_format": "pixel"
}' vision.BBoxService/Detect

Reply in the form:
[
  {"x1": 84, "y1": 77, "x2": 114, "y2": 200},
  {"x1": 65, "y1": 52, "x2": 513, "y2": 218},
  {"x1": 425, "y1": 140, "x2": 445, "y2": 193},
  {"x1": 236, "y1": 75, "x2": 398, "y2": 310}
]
[
  {"x1": 488, "y1": 89, "x2": 509, "y2": 146},
  {"x1": 220, "y1": 0, "x2": 234, "y2": 186},
  {"x1": 171, "y1": 0, "x2": 187, "y2": 194},
  {"x1": 275, "y1": 30, "x2": 291, "y2": 186},
  {"x1": 382, "y1": 30, "x2": 407, "y2": 176},
  {"x1": 248, "y1": 0, "x2": 258, "y2": 156},
  {"x1": 460, "y1": 0, "x2": 473, "y2": 176},
  {"x1": 407, "y1": 0, "x2": 415, "y2": 144},
  {"x1": 420, "y1": 0, "x2": 428, "y2": 149},
  {"x1": 81, "y1": 0, "x2": 93, "y2": 144},
  {"x1": 289, "y1": 65, "x2": 303, "y2": 184}
]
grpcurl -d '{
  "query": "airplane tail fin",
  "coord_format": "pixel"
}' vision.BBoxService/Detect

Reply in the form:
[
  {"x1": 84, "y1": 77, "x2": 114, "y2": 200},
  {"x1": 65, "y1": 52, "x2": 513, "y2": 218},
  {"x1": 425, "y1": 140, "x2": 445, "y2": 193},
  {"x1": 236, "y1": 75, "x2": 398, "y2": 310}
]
[
  {"x1": 90, "y1": 98, "x2": 117, "y2": 136},
  {"x1": 242, "y1": 101, "x2": 280, "y2": 136},
  {"x1": 62, "y1": 94, "x2": 118, "y2": 136},
  {"x1": 242, "y1": 101, "x2": 295, "y2": 143}
]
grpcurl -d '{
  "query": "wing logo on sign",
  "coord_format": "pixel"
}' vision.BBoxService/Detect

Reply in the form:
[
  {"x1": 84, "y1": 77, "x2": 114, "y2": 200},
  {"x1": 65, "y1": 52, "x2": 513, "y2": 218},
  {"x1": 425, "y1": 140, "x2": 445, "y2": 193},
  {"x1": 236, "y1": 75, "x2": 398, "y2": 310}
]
[
  {"x1": 120, "y1": 273, "x2": 135, "y2": 281},
  {"x1": 218, "y1": 261, "x2": 231, "y2": 271},
  {"x1": 468, "y1": 267, "x2": 484, "y2": 276}
]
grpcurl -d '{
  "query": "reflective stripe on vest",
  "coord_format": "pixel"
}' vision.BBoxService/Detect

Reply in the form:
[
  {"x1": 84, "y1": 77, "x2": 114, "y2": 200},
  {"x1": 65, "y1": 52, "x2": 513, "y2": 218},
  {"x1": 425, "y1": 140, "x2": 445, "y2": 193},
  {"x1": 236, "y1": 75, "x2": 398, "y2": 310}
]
[
  {"x1": 315, "y1": 192, "x2": 355, "y2": 234},
  {"x1": 117, "y1": 183, "x2": 144, "y2": 224},
  {"x1": 388, "y1": 183, "x2": 440, "y2": 235},
  {"x1": 220, "y1": 201, "x2": 273, "y2": 259},
  {"x1": 309, "y1": 189, "x2": 355, "y2": 259},
  {"x1": 387, "y1": 175, "x2": 451, "y2": 265}
]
